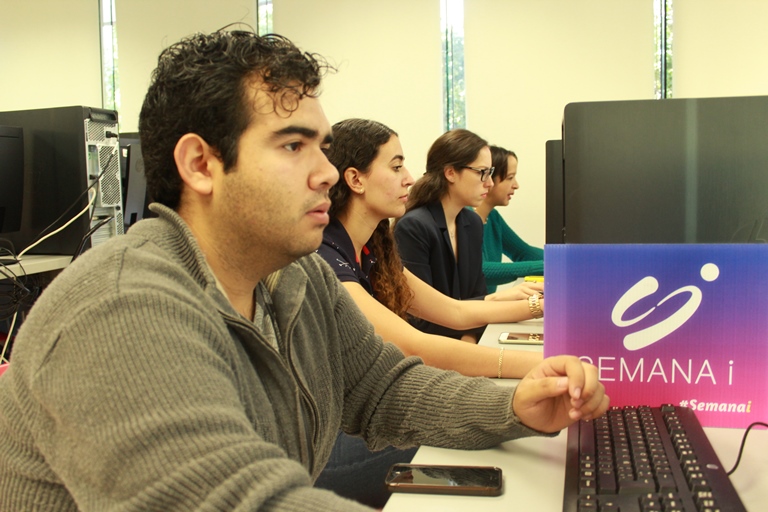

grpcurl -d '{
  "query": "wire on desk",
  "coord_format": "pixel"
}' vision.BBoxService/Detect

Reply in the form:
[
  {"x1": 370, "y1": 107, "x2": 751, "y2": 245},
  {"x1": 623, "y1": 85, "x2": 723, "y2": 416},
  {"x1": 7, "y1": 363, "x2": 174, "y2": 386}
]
[
  {"x1": 726, "y1": 421, "x2": 768, "y2": 476},
  {"x1": 17, "y1": 189, "x2": 96, "y2": 259},
  {"x1": 0, "y1": 256, "x2": 30, "y2": 363}
]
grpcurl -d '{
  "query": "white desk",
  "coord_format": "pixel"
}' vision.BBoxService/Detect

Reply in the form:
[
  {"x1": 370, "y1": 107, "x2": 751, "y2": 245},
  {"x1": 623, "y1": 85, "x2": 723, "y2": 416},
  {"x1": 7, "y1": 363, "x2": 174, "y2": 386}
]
[
  {"x1": 384, "y1": 322, "x2": 768, "y2": 511},
  {"x1": 0, "y1": 254, "x2": 71, "y2": 278}
]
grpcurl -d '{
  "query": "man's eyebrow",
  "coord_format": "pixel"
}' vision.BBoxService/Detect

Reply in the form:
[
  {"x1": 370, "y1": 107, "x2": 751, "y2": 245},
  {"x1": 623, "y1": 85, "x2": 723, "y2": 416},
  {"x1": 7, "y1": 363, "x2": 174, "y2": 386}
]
[
  {"x1": 272, "y1": 125, "x2": 319, "y2": 139},
  {"x1": 390, "y1": 154, "x2": 405, "y2": 163},
  {"x1": 272, "y1": 125, "x2": 333, "y2": 145}
]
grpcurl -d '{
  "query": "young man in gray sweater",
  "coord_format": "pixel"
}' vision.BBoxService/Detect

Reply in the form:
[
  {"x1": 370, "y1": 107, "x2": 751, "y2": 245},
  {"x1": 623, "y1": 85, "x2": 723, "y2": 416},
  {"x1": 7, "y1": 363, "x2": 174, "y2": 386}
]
[{"x1": 0, "y1": 30, "x2": 608, "y2": 511}]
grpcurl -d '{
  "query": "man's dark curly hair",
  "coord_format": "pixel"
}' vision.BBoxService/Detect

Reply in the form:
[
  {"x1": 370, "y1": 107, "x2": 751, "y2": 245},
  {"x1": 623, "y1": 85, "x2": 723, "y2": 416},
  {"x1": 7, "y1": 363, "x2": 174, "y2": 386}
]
[{"x1": 138, "y1": 30, "x2": 331, "y2": 209}]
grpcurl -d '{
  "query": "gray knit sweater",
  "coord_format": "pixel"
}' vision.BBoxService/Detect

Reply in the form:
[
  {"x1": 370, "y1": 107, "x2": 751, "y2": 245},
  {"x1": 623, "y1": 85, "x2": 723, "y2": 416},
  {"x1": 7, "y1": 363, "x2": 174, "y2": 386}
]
[{"x1": 0, "y1": 205, "x2": 541, "y2": 511}]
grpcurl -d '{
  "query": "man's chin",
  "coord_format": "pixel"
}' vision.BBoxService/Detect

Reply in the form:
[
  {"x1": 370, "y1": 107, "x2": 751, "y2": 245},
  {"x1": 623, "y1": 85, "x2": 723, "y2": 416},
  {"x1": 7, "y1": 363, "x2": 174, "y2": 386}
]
[{"x1": 293, "y1": 231, "x2": 325, "y2": 258}]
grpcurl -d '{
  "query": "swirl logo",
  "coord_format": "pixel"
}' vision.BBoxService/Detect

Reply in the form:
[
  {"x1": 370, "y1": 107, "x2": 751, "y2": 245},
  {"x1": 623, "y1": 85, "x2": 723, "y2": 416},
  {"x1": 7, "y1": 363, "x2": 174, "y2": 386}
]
[{"x1": 611, "y1": 263, "x2": 720, "y2": 351}]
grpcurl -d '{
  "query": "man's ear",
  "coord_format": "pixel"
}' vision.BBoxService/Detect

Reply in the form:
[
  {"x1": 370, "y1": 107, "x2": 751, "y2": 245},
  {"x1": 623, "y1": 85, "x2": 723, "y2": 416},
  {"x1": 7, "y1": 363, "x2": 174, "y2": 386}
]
[
  {"x1": 344, "y1": 167, "x2": 365, "y2": 194},
  {"x1": 173, "y1": 133, "x2": 222, "y2": 196}
]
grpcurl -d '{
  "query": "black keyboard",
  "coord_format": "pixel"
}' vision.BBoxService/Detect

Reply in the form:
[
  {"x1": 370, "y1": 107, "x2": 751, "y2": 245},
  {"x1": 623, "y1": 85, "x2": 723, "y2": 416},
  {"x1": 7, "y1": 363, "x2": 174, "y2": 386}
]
[{"x1": 563, "y1": 405, "x2": 745, "y2": 512}]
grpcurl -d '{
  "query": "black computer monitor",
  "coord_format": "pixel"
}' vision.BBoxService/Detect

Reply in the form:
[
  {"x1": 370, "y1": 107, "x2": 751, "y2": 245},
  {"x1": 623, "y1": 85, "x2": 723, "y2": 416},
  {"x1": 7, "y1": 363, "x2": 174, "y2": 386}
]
[
  {"x1": 119, "y1": 133, "x2": 154, "y2": 230},
  {"x1": 551, "y1": 95, "x2": 768, "y2": 244},
  {"x1": 0, "y1": 125, "x2": 24, "y2": 238},
  {"x1": 545, "y1": 139, "x2": 564, "y2": 244}
]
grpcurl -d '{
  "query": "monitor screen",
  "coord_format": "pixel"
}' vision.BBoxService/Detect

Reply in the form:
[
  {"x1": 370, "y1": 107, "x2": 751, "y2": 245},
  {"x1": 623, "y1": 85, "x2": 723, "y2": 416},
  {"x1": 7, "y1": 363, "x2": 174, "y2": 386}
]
[
  {"x1": 557, "y1": 95, "x2": 768, "y2": 243},
  {"x1": 0, "y1": 125, "x2": 24, "y2": 235}
]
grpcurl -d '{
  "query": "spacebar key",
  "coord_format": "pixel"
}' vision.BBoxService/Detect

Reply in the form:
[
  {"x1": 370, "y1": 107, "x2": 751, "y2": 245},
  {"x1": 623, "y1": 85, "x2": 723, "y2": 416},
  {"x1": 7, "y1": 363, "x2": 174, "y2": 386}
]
[{"x1": 618, "y1": 477, "x2": 655, "y2": 494}]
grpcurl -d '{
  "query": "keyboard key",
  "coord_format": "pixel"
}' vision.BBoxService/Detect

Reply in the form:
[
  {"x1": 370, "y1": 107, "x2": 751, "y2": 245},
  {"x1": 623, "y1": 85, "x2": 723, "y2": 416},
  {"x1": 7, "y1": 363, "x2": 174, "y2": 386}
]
[
  {"x1": 579, "y1": 477, "x2": 596, "y2": 495},
  {"x1": 597, "y1": 469, "x2": 617, "y2": 494},
  {"x1": 618, "y1": 477, "x2": 656, "y2": 494},
  {"x1": 577, "y1": 496, "x2": 598, "y2": 511}
]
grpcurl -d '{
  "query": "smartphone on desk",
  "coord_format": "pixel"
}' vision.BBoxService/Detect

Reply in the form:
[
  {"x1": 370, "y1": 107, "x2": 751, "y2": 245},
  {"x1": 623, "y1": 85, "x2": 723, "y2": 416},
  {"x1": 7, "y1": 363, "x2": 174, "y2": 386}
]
[
  {"x1": 498, "y1": 331, "x2": 543, "y2": 345},
  {"x1": 385, "y1": 463, "x2": 503, "y2": 496}
]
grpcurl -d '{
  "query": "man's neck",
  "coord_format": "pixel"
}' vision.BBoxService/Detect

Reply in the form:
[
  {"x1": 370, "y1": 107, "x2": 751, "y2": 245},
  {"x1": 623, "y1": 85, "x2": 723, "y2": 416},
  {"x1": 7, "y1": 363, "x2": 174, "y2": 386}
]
[{"x1": 179, "y1": 207, "x2": 266, "y2": 319}]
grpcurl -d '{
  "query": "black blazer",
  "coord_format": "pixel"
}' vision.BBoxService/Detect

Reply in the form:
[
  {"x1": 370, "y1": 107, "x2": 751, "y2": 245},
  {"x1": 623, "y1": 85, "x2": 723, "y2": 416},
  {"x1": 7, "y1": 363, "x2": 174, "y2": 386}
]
[{"x1": 394, "y1": 202, "x2": 487, "y2": 340}]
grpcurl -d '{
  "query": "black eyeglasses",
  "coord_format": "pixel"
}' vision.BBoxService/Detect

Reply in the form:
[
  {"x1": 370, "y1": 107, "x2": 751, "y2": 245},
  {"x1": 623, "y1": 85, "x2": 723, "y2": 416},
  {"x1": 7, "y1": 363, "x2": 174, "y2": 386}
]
[{"x1": 462, "y1": 166, "x2": 495, "y2": 182}]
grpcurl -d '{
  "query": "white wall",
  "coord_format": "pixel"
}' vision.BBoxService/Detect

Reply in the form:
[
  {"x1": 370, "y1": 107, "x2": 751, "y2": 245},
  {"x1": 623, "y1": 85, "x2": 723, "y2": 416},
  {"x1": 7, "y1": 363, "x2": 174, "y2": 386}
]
[
  {"x1": 465, "y1": 0, "x2": 655, "y2": 247},
  {"x1": 0, "y1": 0, "x2": 102, "y2": 112},
  {"x1": 116, "y1": 0, "x2": 258, "y2": 132},
  {"x1": 673, "y1": 0, "x2": 768, "y2": 99},
  {"x1": 273, "y1": 0, "x2": 444, "y2": 177}
]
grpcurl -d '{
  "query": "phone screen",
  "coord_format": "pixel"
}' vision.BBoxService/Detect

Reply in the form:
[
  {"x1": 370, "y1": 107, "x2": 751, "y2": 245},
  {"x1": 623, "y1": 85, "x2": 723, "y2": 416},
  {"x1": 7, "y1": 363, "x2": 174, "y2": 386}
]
[
  {"x1": 385, "y1": 464, "x2": 503, "y2": 496},
  {"x1": 498, "y1": 332, "x2": 543, "y2": 345}
]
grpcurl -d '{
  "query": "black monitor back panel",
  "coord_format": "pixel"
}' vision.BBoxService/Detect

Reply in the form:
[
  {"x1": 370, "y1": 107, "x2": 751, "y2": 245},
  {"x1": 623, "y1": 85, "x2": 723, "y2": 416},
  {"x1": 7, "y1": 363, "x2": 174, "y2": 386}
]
[
  {"x1": 559, "y1": 95, "x2": 768, "y2": 244},
  {"x1": 545, "y1": 139, "x2": 564, "y2": 244},
  {"x1": 0, "y1": 125, "x2": 24, "y2": 235}
]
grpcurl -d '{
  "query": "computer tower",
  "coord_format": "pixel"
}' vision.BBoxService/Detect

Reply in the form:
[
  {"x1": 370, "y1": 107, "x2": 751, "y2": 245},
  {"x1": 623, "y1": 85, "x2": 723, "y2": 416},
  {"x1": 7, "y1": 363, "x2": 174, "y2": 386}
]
[{"x1": 0, "y1": 106, "x2": 124, "y2": 256}]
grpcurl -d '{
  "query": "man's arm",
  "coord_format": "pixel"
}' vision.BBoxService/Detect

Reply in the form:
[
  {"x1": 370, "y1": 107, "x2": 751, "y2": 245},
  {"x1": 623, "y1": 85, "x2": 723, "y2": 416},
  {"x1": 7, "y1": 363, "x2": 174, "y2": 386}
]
[{"x1": 328, "y1": 277, "x2": 609, "y2": 452}]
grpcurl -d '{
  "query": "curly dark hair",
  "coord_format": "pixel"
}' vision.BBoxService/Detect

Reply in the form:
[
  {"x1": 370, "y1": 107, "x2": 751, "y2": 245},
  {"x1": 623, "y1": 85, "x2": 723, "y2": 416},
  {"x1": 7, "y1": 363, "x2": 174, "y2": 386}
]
[
  {"x1": 326, "y1": 119, "x2": 414, "y2": 319},
  {"x1": 138, "y1": 30, "x2": 332, "y2": 209},
  {"x1": 405, "y1": 129, "x2": 488, "y2": 212}
]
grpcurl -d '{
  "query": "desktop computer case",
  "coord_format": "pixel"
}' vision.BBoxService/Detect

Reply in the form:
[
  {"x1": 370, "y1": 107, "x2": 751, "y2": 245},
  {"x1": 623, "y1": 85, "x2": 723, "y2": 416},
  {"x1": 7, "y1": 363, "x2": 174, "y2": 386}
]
[{"x1": 0, "y1": 106, "x2": 124, "y2": 256}]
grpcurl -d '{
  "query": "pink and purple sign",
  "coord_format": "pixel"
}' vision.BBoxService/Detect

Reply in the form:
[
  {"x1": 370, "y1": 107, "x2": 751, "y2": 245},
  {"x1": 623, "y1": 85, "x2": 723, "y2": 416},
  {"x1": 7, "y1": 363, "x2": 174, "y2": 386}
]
[{"x1": 544, "y1": 244, "x2": 768, "y2": 428}]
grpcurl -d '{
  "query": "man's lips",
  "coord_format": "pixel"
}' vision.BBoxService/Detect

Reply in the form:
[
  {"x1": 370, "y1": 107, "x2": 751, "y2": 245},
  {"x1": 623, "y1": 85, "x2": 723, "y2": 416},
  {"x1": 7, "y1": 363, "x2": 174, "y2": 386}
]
[
  {"x1": 310, "y1": 202, "x2": 331, "y2": 214},
  {"x1": 307, "y1": 201, "x2": 331, "y2": 222}
]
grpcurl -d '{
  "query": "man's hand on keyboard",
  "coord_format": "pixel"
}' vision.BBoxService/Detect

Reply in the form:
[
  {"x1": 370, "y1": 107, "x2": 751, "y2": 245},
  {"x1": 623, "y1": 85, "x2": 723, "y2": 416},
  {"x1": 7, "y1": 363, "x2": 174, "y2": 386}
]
[{"x1": 512, "y1": 355, "x2": 610, "y2": 433}]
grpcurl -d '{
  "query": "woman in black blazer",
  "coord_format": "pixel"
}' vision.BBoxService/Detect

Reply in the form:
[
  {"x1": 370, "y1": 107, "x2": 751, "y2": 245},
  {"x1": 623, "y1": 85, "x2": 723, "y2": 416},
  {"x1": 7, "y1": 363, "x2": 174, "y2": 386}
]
[{"x1": 394, "y1": 129, "x2": 544, "y2": 341}]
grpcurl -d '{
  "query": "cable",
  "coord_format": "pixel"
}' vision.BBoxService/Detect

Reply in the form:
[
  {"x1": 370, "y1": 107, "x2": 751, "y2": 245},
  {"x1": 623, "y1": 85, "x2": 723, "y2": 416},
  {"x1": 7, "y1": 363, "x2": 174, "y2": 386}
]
[
  {"x1": 0, "y1": 310, "x2": 18, "y2": 364},
  {"x1": 0, "y1": 239, "x2": 19, "y2": 263},
  {"x1": 71, "y1": 215, "x2": 115, "y2": 262},
  {"x1": 17, "y1": 189, "x2": 96, "y2": 259},
  {"x1": 726, "y1": 421, "x2": 768, "y2": 476}
]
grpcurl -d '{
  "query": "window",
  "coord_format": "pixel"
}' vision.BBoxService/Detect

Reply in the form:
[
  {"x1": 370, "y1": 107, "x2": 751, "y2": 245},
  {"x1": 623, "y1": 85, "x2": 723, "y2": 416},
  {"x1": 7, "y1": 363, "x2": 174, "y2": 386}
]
[
  {"x1": 99, "y1": 1, "x2": 273, "y2": 115},
  {"x1": 257, "y1": 0, "x2": 273, "y2": 35},
  {"x1": 654, "y1": 0, "x2": 674, "y2": 98},
  {"x1": 441, "y1": 0, "x2": 466, "y2": 131},
  {"x1": 100, "y1": 0, "x2": 119, "y2": 112}
]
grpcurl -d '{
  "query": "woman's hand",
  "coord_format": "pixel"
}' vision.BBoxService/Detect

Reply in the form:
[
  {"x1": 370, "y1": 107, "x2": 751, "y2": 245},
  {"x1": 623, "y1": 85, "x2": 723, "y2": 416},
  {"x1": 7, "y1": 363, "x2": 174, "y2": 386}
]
[{"x1": 485, "y1": 282, "x2": 543, "y2": 302}]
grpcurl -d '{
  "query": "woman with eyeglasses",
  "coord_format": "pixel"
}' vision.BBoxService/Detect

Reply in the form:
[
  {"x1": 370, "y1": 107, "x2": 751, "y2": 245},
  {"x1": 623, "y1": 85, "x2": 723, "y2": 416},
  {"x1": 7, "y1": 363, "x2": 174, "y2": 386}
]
[
  {"x1": 474, "y1": 146, "x2": 544, "y2": 293},
  {"x1": 314, "y1": 119, "x2": 543, "y2": 508},
  {"x1": 394, "y1": 129, "x2": 542, "y2": 342}
]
